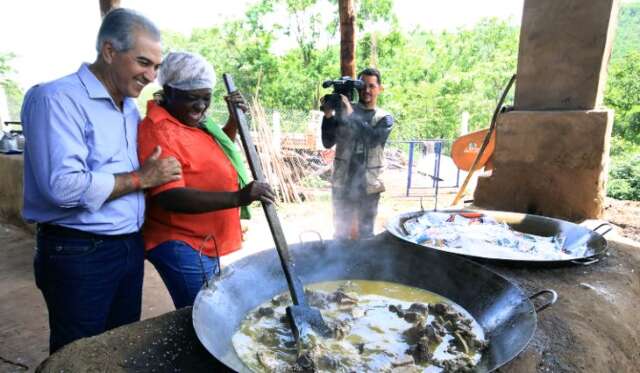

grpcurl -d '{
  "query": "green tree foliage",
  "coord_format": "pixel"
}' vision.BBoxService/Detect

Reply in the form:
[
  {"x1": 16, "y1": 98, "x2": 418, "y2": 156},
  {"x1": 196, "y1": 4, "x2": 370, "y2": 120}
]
[
  {"x1": 326, "y1": 0, "x2": 398, "y2": 33},
  {"x1": 611, "y1": 2, "x2": 640, "y2": 61},
  {"x1": 0, "y1": 52, "x2": 24, "y2": 121},
  {"x1": 374, "y1": 19, "x2": 518, "y2": 140},
  {"x1": 604, "y1": 3, "x2": 640, "y2": 200},
  {"x1": 0, "y1": 53, "x2": 14, "y2": 77},
  {"x1": 607, "y1": 137, "x2": 640, "y2": 201},
  {"x1": 607, "y1": 152, "x2": 640, "y2": 200},
  {"x1": 606, "y1": 2, "x2": 640, "y2": 146},
  {"x1": 605, "y1": 51, "x2": 640, "y2": 143},
  {"x1": 162, "y1": 3, "x2": 518, "y2": 140}
]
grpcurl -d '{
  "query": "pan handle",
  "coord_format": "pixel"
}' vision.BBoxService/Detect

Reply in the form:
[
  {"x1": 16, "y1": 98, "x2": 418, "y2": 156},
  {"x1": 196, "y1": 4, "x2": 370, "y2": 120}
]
[
  {"x1": 299, "y1": 230, "x2": 325, "y2": 250},
  {"x1": 528, "y1": 289, "x2": 558, "y2": 313},
  {"x1": 570, "y1": 256, "x2": 602, "y2": 266},
  {"x1": 592, "y1": 223, "x2": 613, "y2": 237},
  {"x1": 569, "y1": 226, "x2": 612, "y2": 266},
  {"x1": 568, "y1": 223, "x2": 612, "y2": 266}
]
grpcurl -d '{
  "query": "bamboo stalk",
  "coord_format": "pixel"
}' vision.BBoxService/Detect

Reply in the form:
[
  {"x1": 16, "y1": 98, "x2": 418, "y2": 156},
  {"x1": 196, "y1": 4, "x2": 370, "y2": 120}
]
[{"x1": 248, "y1": 97, "x2": 306, "y2": 204}]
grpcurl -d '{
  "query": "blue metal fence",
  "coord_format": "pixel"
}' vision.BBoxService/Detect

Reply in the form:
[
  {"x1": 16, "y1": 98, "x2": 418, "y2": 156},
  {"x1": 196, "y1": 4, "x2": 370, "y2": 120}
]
[{"x1": 389, "y1": 140, "x2": 461, "y2": 197}]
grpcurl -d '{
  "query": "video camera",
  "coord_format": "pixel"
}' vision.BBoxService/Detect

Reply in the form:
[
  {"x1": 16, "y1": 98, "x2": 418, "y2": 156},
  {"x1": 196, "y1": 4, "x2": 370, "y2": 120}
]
[{"x1": 320, "y1": 76, "x2": 364, "y2": 113}]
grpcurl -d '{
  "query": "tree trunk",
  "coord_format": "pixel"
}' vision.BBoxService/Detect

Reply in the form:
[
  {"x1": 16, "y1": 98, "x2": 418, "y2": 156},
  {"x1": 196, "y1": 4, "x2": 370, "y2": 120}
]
[
  {"x1": 338, "y1": 0, "x2": 356, "y2": 78},
  {"x1": 100, "y1": 0, "x2": 121, "y2": 18}
]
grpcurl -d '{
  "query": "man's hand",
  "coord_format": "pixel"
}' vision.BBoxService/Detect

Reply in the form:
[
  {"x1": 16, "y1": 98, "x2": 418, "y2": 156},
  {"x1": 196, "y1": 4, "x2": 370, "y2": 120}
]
[
  {"x1": 238, "y1": 181, "x2": 276, "y2": 205},
  {"x1": 339, "y1": 94, "x2": 354, "y2": 116},
  {"x1": 139, "y1": 146, "x2": 182, "y2": 189},
  {"x1": 321, "y1": 94, "x2": 353, "y2": 119},
  {"x1": 320, "y1": 96, "x2": 335, "y2": 118}
]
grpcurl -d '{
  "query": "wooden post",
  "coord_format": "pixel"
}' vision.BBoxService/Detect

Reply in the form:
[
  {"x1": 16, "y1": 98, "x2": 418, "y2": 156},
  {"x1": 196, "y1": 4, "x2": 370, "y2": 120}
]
[
  {"x1": 370, "y1": 32, "x2": 378, "y2": 67},
  {"x1": 338, "y1": 0, "x2": 356, "y2": 78},
  {"x1": 100, "y1": 0, "x2": 121, "y2": 18}
]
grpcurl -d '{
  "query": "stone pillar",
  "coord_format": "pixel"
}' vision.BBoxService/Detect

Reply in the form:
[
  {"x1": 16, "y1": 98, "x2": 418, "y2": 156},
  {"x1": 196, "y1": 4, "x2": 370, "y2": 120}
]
[
  {"x1": 474, "y1": 111, "x2": 613, "y2": 220},
  {"x1": 474, "y1": 0, "x2": 619, "y2": 220}
]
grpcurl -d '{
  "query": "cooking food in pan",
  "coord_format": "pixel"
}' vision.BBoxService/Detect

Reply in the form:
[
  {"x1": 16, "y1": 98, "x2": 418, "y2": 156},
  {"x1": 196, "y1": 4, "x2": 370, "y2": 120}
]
[{"x1": 232, "y1": 280, "x2": 488, "y2": 372}]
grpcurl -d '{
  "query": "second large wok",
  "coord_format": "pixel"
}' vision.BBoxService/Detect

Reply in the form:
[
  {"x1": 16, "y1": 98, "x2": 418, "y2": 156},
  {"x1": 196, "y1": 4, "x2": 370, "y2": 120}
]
[
  {"x1": 193, "y1": 233, "x2": 556, "y2": 372},
  {"x1": 386, "y1": 209, "x2": 611, "y2": 266}
]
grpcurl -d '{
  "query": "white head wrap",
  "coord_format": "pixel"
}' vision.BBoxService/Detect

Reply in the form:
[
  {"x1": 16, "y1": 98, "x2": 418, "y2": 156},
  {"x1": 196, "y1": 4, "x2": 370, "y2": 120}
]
[{"x1": 157, "y1": 52, "x2": 216, "y2": 91}]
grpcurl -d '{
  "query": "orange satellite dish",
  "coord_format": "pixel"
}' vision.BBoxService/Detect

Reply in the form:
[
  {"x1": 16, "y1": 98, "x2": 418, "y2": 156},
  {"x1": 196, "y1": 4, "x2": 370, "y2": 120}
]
[{"x1": 451, "y1": 128, "x2": 496, "y2": 171}]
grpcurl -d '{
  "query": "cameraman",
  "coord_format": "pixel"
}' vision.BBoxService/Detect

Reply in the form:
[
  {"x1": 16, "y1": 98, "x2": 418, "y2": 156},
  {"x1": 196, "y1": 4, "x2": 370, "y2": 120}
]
[{"x1": 321, "y1": 67, "x2": 394, "y2": 240}]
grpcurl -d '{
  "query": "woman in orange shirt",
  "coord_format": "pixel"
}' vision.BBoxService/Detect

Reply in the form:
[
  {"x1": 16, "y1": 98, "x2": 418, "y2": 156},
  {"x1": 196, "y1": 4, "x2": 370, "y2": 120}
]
[{"x1": 138, "y1": 52, "x2": 274, "y2": 308}]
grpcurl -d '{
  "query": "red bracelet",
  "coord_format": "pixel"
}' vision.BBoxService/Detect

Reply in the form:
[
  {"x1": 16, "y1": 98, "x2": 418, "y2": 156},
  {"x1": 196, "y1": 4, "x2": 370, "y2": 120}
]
[{"x1": 131, "y1": 172, "x2": 142, "y2": 190}]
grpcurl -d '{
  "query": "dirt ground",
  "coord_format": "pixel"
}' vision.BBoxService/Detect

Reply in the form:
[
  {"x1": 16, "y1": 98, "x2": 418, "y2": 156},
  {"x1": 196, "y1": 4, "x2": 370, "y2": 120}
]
[
  {"x1": 1, "y1": 168, "x2": 640, "y2": 372},
  {"x1": 490, "y1": 235, "x2": 640, "y2": 372},
  {"x1": 603, "y1": 198, "x2": 640, "y2": 242}
]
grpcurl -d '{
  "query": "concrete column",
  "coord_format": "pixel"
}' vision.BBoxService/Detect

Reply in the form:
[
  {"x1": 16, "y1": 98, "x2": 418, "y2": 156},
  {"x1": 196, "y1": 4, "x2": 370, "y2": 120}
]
[
  {"x1": 474, "y1": 0, "x2": 620, "y2": 220},
  {"x1": 474, "y1": 111, "x2": 613, "y2": 220},
  {"x1": 515, "y1": 0, "x2": 620, "y2": 110}
]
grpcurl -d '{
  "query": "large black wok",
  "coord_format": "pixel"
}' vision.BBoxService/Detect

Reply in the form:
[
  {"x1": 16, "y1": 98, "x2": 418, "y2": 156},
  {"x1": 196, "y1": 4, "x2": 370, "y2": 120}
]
[
  {"x1": 386, "y1": 209, "x2": 611, "y2": 266},
  {"x1": 193, "y1": 233, "x2": 556, "y2": 372}
]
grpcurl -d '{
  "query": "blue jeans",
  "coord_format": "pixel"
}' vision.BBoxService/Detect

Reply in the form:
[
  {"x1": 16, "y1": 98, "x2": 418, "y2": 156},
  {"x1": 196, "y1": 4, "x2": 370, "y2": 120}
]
[
  {"x1": 34, "y1": 231, "x2": 144, "y2": 353},
  {"x1": 146, "y1": 240, "x2": 219, "y2": 309}
]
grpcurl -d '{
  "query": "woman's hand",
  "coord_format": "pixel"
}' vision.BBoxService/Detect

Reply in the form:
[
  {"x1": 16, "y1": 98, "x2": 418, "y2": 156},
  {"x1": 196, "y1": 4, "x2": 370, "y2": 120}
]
[
  {"x1": 224, "y1": 90, "x2": 248, "y2": 113},
  {"x1": 238, "y1": 181, "x2": 276, "y2": 205},
  {"x1": 223, "y1": 90, "x2": 248, "y2": 141}
]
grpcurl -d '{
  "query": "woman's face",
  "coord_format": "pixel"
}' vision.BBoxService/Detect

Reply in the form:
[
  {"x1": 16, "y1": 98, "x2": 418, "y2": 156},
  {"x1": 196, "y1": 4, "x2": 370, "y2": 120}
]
[{"x1": 164, "y1": 86, "x2": 212, "y2": 127}]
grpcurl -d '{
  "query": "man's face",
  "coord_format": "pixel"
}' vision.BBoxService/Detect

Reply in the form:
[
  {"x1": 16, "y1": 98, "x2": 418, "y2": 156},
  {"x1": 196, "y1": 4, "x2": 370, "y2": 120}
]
[
  {"x1": 358, "y1": 74, "x2": 381, "y2": 107},
  {"x1": 109, "y1": 32, "x2": 162, "y2": 98},
  {"x1": 165, "y1": 87, "x2": 212, "y2": 127}
]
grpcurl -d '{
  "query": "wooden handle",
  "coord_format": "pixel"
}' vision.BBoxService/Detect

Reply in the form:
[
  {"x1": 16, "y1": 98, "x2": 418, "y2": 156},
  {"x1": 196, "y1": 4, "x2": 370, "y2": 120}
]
[
  {"x1": 222, "y1": 74, "x2": 306, "y2": 306},
  {"x1": 451, "y1": 74, "x2": 516, "y2": 206}
]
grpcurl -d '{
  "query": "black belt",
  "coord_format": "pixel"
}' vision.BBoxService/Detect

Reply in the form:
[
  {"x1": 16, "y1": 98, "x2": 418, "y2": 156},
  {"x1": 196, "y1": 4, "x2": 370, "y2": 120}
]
[{"x1": 37, "y1": 223, "x2": 139, "y2": 240}]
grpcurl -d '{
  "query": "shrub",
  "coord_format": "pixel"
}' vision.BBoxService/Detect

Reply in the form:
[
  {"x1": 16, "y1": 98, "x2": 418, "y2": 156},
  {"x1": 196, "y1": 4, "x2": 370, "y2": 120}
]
[{"x1": 607, "y1": 153, "x2": 640, "y2": 201}]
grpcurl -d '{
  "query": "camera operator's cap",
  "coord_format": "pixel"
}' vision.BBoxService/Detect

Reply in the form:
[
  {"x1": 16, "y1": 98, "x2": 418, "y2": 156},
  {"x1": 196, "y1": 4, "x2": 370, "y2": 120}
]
[{"x1": 157, "y1": 51, "x2": 216, "y2": 91}]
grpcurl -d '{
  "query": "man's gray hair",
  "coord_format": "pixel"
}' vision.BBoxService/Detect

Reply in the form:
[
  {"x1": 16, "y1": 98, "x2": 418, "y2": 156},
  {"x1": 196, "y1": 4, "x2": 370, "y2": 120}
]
[{"x1": 96, "y1": 8, "x2": 160, "y2": 53}]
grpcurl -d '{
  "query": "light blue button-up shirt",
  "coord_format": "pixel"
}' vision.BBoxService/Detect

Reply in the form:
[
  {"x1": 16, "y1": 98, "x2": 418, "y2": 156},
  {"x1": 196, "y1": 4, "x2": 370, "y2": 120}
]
[{"x1": 22, "y1": 64, "x2": 144, "y2": 234}]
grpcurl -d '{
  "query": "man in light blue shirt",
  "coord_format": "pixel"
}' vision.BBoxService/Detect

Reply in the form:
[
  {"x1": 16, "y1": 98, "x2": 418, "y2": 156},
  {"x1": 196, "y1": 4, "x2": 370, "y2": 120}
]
[{"x1": 22, "y1": 8, "x2": 181, "y2": 353}]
